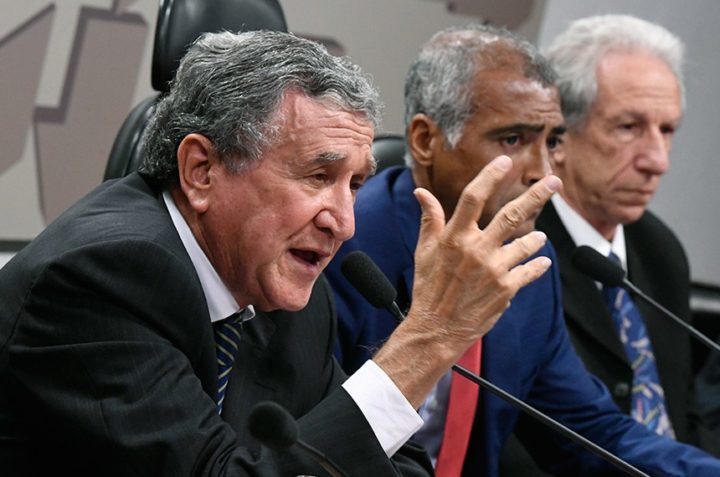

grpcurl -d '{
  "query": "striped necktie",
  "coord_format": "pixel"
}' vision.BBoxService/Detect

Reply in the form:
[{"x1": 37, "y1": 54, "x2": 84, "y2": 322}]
[
  {"x1": 602, "y1": 252, "x2": 674, "y2": 437},
  {"x1": 213, "y1": 313, "x2": 243, "y2": 415}
]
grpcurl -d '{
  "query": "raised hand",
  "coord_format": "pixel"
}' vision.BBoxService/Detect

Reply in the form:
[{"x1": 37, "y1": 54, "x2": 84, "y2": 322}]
[{"x1": 374, "y1": 155, "x2": 561, "y2": 407}]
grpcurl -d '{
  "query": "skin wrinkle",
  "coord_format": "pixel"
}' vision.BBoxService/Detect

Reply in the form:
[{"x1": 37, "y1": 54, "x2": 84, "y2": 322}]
[
  {"x1": 412, "y1": 69, "x2": 564, "y2": 237},
  {"x1": 174, "y1": 92, "x2": 374, "y2": 312},
  {"x1": 554, "y1": 51, "x2": 682, "y2": 239},
  {"x1": 372, "y1": 47, "x2": 562, "y2": 404}
]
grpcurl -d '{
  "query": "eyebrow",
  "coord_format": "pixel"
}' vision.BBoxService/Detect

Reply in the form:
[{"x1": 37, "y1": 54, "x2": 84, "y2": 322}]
[
  {"x1": 487, "y1": 123, "x2": 567, "y2": 137},
  {"x1": 313, "y1": 151, "x2": 377, "y2": 175},
  {"x1": 314, "y1": 151, "x2": 345, "y2": 164}
]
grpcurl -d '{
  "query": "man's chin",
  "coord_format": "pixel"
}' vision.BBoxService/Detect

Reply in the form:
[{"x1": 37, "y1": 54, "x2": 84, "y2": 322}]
[
  {"x1": 616, "y1": 207, "x2": 646, "y2": 227},
  {"x1": 258, "y1": 285, "x2": 315, "y2": 312}
]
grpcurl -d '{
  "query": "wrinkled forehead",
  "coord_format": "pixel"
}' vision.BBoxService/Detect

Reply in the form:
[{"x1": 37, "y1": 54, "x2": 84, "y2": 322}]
[{"x1": 471, "y1": 68, "x2": 560, "y2": 109}]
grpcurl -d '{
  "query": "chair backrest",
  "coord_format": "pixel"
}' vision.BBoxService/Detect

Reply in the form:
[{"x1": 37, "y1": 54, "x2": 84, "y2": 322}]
[
  {"x1": 372, "y1": 133, "x2": 407, "y2": 173},
  {"x1": 104, "y1": 0, "x2": 287, "y2": 181}
]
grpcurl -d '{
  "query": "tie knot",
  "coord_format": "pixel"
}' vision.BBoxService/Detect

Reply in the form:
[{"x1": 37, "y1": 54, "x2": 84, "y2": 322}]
[
  {"x1": 607, "y1": 251, "x2": 621, "y2": 266},
  {"x1": 224, "y1": 312, "x2": 243, "y2": 326}
]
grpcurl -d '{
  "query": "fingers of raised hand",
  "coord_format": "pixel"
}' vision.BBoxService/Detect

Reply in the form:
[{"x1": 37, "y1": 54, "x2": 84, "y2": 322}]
[
  {"x1": 485, "y1": 174, "x2": 562, "y2": 243},
  {"x1": 506, "y1": 255, "x2": 553, "y2": 291},
  {"x1": 445, "y1": 155, "x2": 513, "y2": 235},
  {"x1": 493, "y1": 229, "x2": 549, "y2": 272}
]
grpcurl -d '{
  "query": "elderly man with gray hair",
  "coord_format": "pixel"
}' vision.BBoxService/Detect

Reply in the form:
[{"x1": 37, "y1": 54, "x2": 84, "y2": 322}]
[
  {"x1": 0, "y1": 29, "x2": 561, "y2": 475},
  {"x1": 536, "y1": 14, "x2": 696, "y2": 446}
]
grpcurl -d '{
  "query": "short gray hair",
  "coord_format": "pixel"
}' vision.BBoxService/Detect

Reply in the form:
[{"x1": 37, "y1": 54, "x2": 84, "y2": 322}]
[
  {"x1": 544, "y1": 14, "x2": 685, "y2": 129},
  {"x1": 141, "y1": 30, "x2": 381, "y2": 184},
  {"x1": 403, "y1": 24, "x2": 556, "y2": 165}
]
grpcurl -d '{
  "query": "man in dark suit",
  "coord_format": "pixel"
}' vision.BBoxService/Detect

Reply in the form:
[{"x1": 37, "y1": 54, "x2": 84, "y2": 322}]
[
  {"x1": 326, "y1": 23, "x2": 719, "y2": 476},
  {"x1": 0, "y1": 30, "x2": 559, "y2": 476},
  {"x1": 536, "y1": 15, "x2": 693, "y2": 442}
]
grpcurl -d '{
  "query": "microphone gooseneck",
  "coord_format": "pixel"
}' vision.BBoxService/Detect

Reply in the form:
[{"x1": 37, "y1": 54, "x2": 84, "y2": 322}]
[
  {"x1": 571, "y1": 246, "x2": 720, "y2": 354},
  {"x1": 344, "y1": 250, "x2": 649, "y2": 477}
]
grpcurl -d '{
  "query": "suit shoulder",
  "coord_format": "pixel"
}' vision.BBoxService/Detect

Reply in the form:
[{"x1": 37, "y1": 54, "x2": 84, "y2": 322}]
[
  {"x1": 627, "y1": 211, "x2": 687, "y2": 265},
  {"x1": 354, "y1": 167, "x2": 406, "y2": 218}
]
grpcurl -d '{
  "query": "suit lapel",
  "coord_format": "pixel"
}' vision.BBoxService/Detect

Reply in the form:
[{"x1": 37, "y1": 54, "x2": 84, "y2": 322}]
[
  {"x1": 232, "y1": 311, "x2": 278, "y2": 390},
  {"x1": 537, "y1": 203, "x2": 628, "y2": 363},
  {"x1": 393, "y1": 169, "x2": 421, "y2": 309}
]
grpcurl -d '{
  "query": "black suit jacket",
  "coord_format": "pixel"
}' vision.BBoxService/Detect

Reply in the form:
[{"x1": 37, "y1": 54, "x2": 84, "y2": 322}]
[
  {"x1": 0, "y1": 172, "x2": 431, "y2": 476},
  {"x1": 501, "y1": 203, "x2": 696, "y2": 476},
  {"x1": 536, "y1": 202, "x2": 693, "y2": 440}
]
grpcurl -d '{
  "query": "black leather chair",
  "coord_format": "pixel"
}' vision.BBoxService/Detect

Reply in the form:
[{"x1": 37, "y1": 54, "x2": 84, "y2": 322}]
[
  {"x1": 372, "y1": 133, "x2": 406, "y2": 173},
  {"x1": 104, "y1": 0, "x2": 287, "y2": 180}
]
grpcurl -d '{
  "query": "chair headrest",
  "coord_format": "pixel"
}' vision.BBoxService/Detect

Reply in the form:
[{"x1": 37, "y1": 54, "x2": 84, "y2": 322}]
[
  {"x1": 372, "y1": 134, "x2": 407, "y2": 172},
  {"x1": 151, "y1": 0, "x2": 287, "y2": 92}
]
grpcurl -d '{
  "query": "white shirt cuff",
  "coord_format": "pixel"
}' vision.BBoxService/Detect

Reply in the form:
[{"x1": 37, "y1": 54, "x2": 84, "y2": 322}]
[{"x1": 342, "y1": 359, "x2": 424, "y2": 456}]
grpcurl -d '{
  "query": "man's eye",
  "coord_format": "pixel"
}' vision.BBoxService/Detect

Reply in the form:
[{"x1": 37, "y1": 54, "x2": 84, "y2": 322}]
[
  {"x1": 501, "y1": 135, "x2": 520, "y2": 147},
  {"x1": 547, "y1": 136, "x2": 564, "y2": 150},
  {"x1": 660, "y1": 125, "x2": 676, "y2": 136}
]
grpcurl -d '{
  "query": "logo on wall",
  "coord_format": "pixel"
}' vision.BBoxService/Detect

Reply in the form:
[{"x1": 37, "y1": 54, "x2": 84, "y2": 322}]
[{"x1": 0, "y1": 1, "x2": 153, "y2": 234}]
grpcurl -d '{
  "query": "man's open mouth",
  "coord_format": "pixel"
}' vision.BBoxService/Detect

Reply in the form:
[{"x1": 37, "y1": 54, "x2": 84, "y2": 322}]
[{"x1": 291, "y1": 249, "x2": 322, "y2": 266}]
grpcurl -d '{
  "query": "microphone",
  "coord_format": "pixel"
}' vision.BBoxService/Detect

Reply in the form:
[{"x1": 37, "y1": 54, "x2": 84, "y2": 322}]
[
  {"x1": 571, "y1": 246, "x2": 720, "y2": 354},
  {"x1": 248, "y1": 401, "x2": 349, "y2": 477},
  {"x1": 341, "y1": 251, "x2": 649, "y2": 477},
  {"x1": 341, "y1": 250, "x2": 405, "y2": 321}
]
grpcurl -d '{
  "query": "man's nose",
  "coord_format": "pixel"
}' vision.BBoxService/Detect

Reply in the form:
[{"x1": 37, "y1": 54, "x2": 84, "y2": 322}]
[
  {"x1": 315, "y1": 186, "x2": 355, "y2": 242},
  {"x1": 636, "y1": 127, "x2": 670, "y2": 175},
  {"x1": 525, "y1": 144, "x2": 553, "y2": 185}
]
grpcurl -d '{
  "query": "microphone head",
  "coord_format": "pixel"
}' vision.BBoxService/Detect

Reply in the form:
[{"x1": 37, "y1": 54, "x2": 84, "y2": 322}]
[
  {"x1": 571, "y1": 246, "x2": 626, "y2": 287},
  {"x1": 248, "y1": 401, "x2": 298, "y2": 450},
  {"x1": 340, "y1": 251, "x2": 397, "y2": 309}
]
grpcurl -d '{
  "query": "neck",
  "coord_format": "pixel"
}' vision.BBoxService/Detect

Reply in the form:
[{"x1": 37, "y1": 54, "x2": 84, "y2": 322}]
[{"x1": 558, "y1": 191, "x2": 617, "y2": 241}]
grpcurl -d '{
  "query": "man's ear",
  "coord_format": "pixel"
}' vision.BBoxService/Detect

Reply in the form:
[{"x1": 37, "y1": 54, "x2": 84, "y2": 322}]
[
  {"x1": 176, "y1": 133, "x2": 217, "y2": 213},
  {"x1": 407, "y1": 114, "x2": 443, "y2": 167},
  {"x1": 550, "y1": 130, "x2": 572, "y2": 170}
]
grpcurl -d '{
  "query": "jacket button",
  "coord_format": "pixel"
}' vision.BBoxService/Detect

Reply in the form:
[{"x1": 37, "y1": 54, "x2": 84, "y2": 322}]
[{"x1": 613, "y1": 382, "x2": 630, "y2": 398}]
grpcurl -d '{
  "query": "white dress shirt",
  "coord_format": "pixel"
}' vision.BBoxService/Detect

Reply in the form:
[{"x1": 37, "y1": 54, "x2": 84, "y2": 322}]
[
  {"x1": 162, "y1": 191, "x2": 422, "y2": 456},
  {"x1": 551, "y1": 194, "x2": 628, "y2": 273}
]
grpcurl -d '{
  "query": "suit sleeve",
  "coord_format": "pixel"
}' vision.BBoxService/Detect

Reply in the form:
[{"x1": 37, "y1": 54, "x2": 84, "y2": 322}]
[
  {"x1": 7, "y1": 240, "x2": 430, "y2": 476},
  {"x1": 514, "y1": 246, "x2": 720, "y2": 477},
  {"x1": 296, "y1": 277, "x2": 432, "y2": 476}
]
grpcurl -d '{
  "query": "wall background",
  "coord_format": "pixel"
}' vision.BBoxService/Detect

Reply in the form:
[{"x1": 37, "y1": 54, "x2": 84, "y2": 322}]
[{"x1": 1, "y1": 0, "x2": 717, "y2": 284}]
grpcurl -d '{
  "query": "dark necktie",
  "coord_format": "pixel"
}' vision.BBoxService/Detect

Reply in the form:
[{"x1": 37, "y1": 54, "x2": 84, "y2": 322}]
[
  {"x1": 213, "y1": 313, "x2": 243, "y2": 415},
  {"x1": 602, "y1": 252, "x2": 675, "y2": 438}
]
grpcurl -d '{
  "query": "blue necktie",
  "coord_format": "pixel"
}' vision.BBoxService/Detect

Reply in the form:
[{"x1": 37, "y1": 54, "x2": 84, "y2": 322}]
[
  {"x1": 602, "y1": 252, "x2": 675, "y2": 438},
  {"x1": 213, "y1": 313, "x2": 243, "y2": 415}
]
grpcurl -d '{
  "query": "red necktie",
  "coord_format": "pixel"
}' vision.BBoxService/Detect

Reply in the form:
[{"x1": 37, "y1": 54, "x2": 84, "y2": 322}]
[{"x1": 434, "y1": 339, "x2": 482, "y2": 477}]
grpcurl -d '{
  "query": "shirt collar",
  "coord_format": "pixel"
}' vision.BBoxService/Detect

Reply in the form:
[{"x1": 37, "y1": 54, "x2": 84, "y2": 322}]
[
  {"x1": 552, "y1": 194, "x2": 627, "y2": 271},
  {"x1": 163, "y1": 191, "x2": 255, "y2": 323}
]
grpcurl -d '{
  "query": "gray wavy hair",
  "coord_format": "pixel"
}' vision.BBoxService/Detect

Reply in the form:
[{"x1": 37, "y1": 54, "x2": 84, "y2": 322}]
[
  {"x1": 141, "y1": 30, "x2": 381, "y2": 184},
  {"x1": 543, "y1": 14, "x2": 685, "y2": 129},
  {"x1": 403, "y1": 24, "x2": 556, "y2": 166}
]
